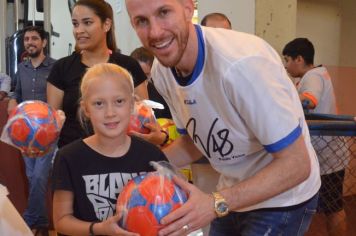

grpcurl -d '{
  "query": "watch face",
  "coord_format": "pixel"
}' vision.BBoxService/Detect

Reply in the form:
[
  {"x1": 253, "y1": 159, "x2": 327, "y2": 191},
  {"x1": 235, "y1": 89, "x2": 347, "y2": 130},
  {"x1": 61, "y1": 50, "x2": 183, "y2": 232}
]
[{"x1": 217, "y1": 202, "x2": 228, "y2": 213}]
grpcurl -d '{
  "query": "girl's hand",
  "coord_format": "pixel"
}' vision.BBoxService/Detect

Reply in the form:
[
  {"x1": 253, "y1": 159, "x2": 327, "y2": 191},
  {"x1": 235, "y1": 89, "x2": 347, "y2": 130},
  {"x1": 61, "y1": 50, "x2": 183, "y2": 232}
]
[{"x1": 96, "y1": 213, "x2": 139, "y2": 236}]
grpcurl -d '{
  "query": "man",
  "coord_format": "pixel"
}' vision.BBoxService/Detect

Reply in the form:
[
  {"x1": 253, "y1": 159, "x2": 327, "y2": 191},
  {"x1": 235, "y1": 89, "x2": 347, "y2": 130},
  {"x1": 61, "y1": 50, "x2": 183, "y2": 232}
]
[
  {"x1": 283, "y1": 38, "x2": 347, "y2": 236},
  {"x1": 201, "y1": 12, "x2": 232, "y2": 29},
  {"x1": 0, "y1": 72, "x2": 11, "y2": 100},
  {"x1": 7, "y1": 26, "x2": 56, "y2": 236},
  {"x1": 126, "y1": 0, "x2": 320, "y2": 235}
]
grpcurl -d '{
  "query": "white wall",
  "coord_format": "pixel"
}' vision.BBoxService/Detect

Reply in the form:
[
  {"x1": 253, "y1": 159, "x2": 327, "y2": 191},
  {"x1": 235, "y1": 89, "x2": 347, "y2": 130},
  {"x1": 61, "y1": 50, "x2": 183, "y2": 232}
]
[
  {"x1": 108, "y1": 0, "x2": 142, "y2": 55},
  {"x1": 255, "y1": 0, "x2": 297, "y2": 55},
  {"x1": 197, "y1": 0, "x2": 255, "y2": 34},
  {"x1": 297, "y1": 0, "x2": 341, "y2": 66}
]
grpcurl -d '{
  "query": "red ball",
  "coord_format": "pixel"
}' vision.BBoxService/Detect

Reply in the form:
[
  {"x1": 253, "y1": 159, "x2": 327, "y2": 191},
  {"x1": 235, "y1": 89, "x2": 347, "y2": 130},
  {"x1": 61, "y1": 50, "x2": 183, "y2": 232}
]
[
  {"x1": 7, "y1": 100, "x2": 60, "y2": 157},
  {"x1": 127, "y1": 104, "x2": 155, "y2": 134},
  {"x1": 117, "y1": 173, "x2": 187, "y2": 236}
]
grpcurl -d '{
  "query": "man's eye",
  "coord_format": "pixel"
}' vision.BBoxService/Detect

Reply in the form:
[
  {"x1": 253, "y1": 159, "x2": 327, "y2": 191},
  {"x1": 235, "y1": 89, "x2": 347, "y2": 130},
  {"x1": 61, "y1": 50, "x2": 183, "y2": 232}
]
[
  {"x1": 159, "y1": 9, "x2": 169, "y2": 17},
  {"x1": 136, "y1": 18, "x2": 148, "y2": 27}
]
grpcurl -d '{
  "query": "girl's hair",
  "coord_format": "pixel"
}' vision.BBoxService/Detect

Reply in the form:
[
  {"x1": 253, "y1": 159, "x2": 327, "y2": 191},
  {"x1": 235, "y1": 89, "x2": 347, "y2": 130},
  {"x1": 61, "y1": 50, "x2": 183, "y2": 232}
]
[
  {"x1": 73, "y1": 0, "x2": 118, "y2": 51},
  {"x1": 78, "y1": 63, "x2": 134, "y2": 130}
]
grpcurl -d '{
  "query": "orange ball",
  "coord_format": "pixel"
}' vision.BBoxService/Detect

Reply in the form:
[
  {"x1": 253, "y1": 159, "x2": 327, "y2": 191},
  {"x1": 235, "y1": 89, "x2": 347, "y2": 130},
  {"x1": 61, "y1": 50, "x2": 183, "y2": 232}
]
[{"x1": 7, "y1": 100, "x2": 60, "y2": 157}]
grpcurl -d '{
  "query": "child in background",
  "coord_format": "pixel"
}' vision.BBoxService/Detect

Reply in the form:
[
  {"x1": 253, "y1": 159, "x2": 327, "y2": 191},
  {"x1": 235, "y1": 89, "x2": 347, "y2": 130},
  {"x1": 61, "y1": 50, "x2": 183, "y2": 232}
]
[
  {"x1": 283, "y1": 38, "x2": 347, "y2": 236},
  {"x1": 52, "y1": 63, "x2": 167, "y2": 236}
]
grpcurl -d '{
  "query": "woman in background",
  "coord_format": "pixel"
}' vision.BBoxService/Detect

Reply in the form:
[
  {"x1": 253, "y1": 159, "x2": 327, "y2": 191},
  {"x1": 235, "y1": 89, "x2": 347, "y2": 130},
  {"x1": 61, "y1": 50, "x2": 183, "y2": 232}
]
[{"x1": 47, "y1": 0, "x2": 147, "y2": 148}]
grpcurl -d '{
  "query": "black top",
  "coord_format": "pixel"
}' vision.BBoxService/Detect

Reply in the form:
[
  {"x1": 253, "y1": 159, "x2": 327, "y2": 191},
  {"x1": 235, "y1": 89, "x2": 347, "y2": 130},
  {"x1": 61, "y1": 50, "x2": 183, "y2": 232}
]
[
  {"x1": 52, "y1": 136, "x2": 168, "y2": 223},
  {"x1": 47, "y1": 52, "x2": 146, "y2": 147}
]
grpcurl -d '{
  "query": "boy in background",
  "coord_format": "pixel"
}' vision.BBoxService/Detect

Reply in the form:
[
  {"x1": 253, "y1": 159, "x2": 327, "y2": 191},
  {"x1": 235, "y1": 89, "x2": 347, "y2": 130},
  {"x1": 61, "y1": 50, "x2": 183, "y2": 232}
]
[{"x1": 283, "y1": 38, "x2": 347, "y2": 236}]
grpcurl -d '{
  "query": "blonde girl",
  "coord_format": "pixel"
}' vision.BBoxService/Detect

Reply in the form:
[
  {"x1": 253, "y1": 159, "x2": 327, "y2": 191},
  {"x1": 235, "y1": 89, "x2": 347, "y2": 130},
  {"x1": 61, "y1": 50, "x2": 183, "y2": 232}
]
[{"x1": 52, "y1": 63, "x2": 167, "y2": 236}]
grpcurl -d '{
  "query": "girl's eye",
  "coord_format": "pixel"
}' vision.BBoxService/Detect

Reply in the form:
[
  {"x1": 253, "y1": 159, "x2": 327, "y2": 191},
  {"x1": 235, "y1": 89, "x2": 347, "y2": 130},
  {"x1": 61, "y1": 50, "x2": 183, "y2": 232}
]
[
  {"x1": 84, "y1": 20, "x2": 92, "y2": 26},
  {"x1": 116, "y1": 99, "x2": 124, "y2": 105},
  {"x1": 94, "y1": 101, "x2": 103, "y2": 107}
]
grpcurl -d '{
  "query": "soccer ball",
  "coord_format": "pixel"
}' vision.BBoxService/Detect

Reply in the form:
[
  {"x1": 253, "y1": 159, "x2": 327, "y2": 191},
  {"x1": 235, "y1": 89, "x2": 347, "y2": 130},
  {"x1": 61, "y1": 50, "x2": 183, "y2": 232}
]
[
  {"x1": 6, "y1": 100, "x2": 60, "y2": 157},
  {"x1": 127, "y1": 102, "x2": 156, "y2": 134},
  {"x1": 117, "y1": 172, "x2": 187, "y2": 236}
]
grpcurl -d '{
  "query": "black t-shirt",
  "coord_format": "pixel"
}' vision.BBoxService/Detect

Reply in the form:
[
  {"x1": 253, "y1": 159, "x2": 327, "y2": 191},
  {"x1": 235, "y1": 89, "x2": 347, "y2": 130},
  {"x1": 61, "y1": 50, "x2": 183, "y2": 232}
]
[
  {"x1": 52, "y1": 136, "x2": 168, "y2": 222},
  {"x1": 47, "y1": 52, "x2": 146, "y2": 147}
]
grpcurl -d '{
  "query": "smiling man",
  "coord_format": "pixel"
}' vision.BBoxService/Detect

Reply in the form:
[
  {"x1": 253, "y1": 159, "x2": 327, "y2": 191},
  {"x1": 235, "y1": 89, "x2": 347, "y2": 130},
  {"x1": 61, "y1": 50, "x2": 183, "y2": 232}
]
[
  {"x1": 125, "y1": 0, "x2": 321, "y2": 235},
  {"x1": 7, "y1": 25, "x2": 56, "y2": 236}
]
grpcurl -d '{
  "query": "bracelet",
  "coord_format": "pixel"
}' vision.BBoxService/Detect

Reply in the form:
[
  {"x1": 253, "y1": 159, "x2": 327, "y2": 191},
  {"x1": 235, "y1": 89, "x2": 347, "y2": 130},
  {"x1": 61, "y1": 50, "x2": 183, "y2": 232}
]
[
  {"x1": 160, "y1": 130, "x2": 169, "y2": 147},
  {"x1": 89, "y1": 222, "x2": 96, "y2": 236}
]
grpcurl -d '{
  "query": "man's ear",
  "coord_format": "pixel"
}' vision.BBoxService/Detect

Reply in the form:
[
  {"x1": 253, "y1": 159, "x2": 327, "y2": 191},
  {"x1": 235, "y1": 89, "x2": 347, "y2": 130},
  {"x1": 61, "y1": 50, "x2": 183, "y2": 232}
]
[
  {"x1": 182, "y1": 0, "x2": 195, "y2": 22},
  {"x1": 42, "y1": 38, "x2": 47, "y2": 49}
]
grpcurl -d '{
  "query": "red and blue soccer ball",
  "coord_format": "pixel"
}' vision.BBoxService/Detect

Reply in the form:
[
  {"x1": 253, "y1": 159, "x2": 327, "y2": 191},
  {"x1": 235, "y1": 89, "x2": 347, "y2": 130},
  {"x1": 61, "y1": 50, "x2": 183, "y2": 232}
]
[
  {"x1": 117, "y1": 172, "x2": 187, "y2": 236},
  {"x1": 127, "y1": 102, "x2": 156, "y2": 134},
  {"x1": 6, "y1": 100, "x2": 60, "y2": 157}
]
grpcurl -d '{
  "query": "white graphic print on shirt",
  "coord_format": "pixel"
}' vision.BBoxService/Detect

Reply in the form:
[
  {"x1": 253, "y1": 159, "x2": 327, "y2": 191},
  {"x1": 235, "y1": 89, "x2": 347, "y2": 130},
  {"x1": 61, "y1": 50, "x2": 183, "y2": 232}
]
[{"x1": 83, "y1": 172, "x2": 146, "y2": 221}]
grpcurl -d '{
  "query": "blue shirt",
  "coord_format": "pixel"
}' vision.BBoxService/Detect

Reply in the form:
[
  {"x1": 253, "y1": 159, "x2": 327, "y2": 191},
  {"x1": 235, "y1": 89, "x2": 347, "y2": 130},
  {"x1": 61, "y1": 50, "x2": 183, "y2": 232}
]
[{"x1": 12, "y1": 56, "x2": 56, "y2": 103}]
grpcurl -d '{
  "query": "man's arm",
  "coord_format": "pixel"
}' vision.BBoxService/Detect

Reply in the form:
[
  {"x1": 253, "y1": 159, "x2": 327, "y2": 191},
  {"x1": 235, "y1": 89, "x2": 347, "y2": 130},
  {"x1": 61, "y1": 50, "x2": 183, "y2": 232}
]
[
  {"x1": 220, "y1": 134, "x2": 311, "y2": 210},
  {"x1": 158, "y1": 134, "x2": 312, "y2": 235},
  {"x1": 7, "y1": 74, "x2": 21, "y2": 114},
  {"x1": 163, "y1": 134, "x2": 203, "y2": 168}
]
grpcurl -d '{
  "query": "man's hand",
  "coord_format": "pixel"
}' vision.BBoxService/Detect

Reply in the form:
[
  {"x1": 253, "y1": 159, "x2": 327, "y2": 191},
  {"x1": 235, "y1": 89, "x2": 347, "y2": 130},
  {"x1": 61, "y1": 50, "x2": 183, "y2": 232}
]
[
  {"x1": 158, "y1": 176, "x2": 217, "y2": 236},
  {"x1": 129, "y1": 122, "x2": 167, "y2": 146}
]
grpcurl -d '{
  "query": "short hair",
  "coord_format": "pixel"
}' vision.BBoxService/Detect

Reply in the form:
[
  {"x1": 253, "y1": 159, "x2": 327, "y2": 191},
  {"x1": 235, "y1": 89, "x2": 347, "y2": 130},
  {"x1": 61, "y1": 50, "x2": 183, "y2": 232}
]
[
  {"x1": 282, "y1": 38, "x2": 315, "y2": 65},
  {"x1": 23, "y1": 26, "x2": 47, "y2": 40},
  {"x1": 130, "y1": 47, "x2": 154, "y2": 66},
  {"x1": 201, "y1": 12, "x2": 231, "y2": 28}
]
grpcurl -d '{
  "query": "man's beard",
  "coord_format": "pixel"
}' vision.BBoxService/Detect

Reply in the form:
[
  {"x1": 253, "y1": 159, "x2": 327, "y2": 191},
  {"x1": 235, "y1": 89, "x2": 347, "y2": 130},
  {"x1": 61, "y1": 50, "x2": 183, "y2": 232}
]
[{"x1": 27, "y1": 49, "x2": 41, "y2": 58}]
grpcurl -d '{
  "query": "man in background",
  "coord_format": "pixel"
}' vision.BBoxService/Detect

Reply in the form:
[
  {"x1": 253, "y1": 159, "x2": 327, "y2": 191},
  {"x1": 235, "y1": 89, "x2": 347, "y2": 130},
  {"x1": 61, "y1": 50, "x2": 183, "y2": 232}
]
[
  {"x1": 201, "y1": 12, "x2": 232, "y2": 29},
  {"x1": 7, "y1": 26, "x2": 56, "y2": 236}
]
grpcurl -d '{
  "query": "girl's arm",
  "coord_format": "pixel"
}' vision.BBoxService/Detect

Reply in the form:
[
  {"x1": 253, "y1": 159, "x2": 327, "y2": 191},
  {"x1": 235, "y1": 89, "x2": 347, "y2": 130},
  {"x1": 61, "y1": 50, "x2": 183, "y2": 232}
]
[{"x1": 53, "y1": 190, "x2": 138, "y2": 236}]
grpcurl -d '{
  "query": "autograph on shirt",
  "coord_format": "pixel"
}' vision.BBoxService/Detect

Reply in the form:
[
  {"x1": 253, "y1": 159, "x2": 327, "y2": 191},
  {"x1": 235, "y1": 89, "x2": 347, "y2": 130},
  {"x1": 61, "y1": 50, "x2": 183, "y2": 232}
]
[{"x1": 186, "y1": 117, "x2": 234, "y2": 159}]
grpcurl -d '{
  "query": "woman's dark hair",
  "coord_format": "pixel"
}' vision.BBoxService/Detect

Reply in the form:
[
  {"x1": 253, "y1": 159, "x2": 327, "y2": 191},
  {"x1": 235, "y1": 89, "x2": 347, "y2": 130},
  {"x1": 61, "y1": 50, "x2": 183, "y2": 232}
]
[{"x1": 73, "y1": 0, "x2": 117, "y2": 51}]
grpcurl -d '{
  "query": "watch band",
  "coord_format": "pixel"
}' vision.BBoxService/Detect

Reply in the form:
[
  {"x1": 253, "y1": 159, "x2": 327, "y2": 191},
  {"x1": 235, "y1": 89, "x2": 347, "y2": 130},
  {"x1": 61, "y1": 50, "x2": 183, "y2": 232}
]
[{"x1": 212, "y1": 191, "x2": 229, "y2": 217}]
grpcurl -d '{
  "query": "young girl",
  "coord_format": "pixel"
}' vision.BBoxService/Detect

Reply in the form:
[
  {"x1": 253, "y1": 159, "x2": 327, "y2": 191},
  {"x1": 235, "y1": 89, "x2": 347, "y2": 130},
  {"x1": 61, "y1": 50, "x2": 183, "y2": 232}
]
[
  {"x1": 47, "y1": 0, "x2": 148, "y2": 148},
  {"x1": 52, "y1": 63, "x2": 167, "y2": 236}
]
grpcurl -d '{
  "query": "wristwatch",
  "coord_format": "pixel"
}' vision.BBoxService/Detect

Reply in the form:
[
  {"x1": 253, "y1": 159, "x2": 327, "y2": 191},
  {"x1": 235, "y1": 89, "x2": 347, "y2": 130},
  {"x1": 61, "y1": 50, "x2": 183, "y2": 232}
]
[{"x1": 212, "y1": 192, "x2": 229, "y2": 217}]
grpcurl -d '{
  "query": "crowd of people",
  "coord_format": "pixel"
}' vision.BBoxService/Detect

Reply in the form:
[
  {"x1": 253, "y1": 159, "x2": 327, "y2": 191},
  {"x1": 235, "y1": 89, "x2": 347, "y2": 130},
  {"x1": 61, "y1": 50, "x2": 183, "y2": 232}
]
[{"x1": 0, "y1": 0, "x2": 354, "y2": 236}]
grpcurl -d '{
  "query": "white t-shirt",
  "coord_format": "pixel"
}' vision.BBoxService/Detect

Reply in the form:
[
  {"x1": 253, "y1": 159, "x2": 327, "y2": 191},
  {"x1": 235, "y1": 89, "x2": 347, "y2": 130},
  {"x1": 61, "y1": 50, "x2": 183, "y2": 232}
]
[
  {"x1": 298, "y1": 66, "x2": 348, "y2": 174},
  {"x1": 152, "y1": 26, "x2": 320, "y2": 211}
]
